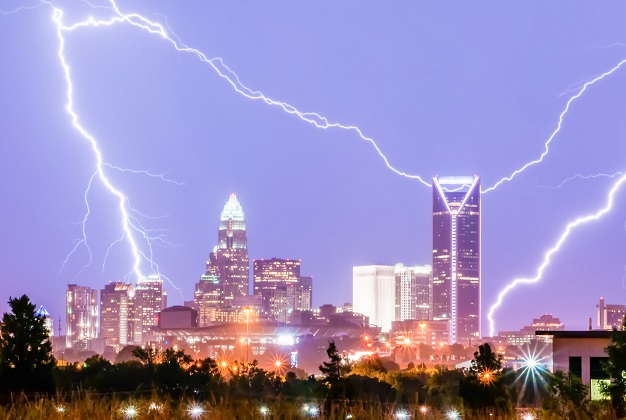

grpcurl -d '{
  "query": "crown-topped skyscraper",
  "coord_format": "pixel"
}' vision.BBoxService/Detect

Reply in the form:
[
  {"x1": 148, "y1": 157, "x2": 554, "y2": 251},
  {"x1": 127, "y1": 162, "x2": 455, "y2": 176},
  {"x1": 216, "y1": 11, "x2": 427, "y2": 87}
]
[
  {"x1": 432, "y1": 176, "x2": 481, "y2": 344},
  {"x1": 206, "y1": 194, "x2": 250, "y2": 302}
]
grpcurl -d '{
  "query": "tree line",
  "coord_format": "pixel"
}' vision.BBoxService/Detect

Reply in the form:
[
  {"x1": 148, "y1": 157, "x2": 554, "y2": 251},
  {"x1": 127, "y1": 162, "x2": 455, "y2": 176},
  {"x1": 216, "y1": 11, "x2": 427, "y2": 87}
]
[{"x1": 3, "y1": 294, "x2": 626, "y2": 418}]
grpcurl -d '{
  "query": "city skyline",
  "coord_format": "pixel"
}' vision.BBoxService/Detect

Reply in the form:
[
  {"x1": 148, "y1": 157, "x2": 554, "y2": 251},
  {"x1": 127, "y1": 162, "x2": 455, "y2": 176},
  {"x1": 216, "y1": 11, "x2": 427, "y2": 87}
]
[{"x1": 2, "y1": 1, "x2": 626, "y2": 334}]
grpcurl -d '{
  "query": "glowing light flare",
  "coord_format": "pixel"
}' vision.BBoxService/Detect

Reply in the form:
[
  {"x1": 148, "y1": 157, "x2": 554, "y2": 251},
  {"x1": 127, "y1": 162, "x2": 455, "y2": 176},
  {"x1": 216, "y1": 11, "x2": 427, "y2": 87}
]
[
  {"x1": 482, "y1": 60, "x2": 626, "y2": 194},
  {"x1": 187, "y1": 403, "x2": 204, "y2": 419},
  {"x1": 302, "y1": 404, "x2": 319, "y2": 417},
  {"x1": 445, "y1": 409, "x2": 461, "y2": 420},
  {"x1": 259, "y1": 405, "x2": 270, "y2": 417},
  {"x1": 149, "y1": 402, "x2": 163, "y2": 411},
  {"x1": 478, "y1": 369, "x2": 496, "y2": 386},
  {"x1": 121, "y1": 404, "x2": 138, "y2": 419},
  {"x1": 488, "y1": 172, "x2": 626, "y2": 336},
  {"x1": 394, "y1": 410, "x2": 410, "y2": 419}
]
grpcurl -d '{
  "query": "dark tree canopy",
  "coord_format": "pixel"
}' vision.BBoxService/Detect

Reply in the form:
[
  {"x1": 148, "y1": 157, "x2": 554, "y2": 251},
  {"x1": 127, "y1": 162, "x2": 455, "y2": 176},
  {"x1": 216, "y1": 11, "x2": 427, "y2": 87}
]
[
  {"x1": 604, "y1": 321, "x2": 626, "y2": 417},
  {"x1": 0, "y1": 295, "x2": 56, "y2": 394}
]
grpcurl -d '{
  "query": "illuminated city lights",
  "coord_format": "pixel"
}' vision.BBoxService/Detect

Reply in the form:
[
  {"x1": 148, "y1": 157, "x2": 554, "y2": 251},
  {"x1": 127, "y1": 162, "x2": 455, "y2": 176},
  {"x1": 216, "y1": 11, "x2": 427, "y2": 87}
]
[
  {"x1": 121, "y1": 404, "x2": 138, "y2": 419},
  {"x1": 302, "y1": 404, "x2": 319, "y2": 417},
  {"x1": 187, "y1": 403, "x2": 204, "y2": 419},
  {"x1": 56, "y1": 405, "x2": 65, "y2": 413},
  {"x1": 149, "y1": 402, "x2": 163, "y2": 411},
  {"x1": 478, "y1": 369, "x2": 496, "y2": 386},
  {"x1": 394, "y1": 409, "x2": 410, "y2": 419},
  {"x1": 37, "y1": 0, "x2": 440, "y2": 290},
  {"x1": 445, "y1": 409, "x2": 461, "y2": 420}
]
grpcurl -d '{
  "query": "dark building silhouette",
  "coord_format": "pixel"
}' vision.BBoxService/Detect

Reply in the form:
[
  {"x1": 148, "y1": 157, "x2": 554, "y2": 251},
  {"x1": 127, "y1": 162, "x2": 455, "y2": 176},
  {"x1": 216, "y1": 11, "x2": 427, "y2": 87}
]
[
  {"x1": 206, "y1": 194, "x2": 250, "y2": 302},
  {"x1": 432, "y1": 176, "x2": 480, "y2": 344}
]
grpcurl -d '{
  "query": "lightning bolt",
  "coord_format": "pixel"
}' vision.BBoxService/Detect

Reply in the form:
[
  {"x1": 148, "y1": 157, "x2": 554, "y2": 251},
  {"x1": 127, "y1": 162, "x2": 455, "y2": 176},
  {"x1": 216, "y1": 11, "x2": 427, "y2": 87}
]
[
  {"x1": 535, "y1": 172, "x2": 624, "y2": 189},
  {"x1": 5, "y1": 1, "x2": 626, "y2": 329},
  {"x1": 57, "y1": 172, "x2": 97, "y2": 280},
  {"x1": 487, "y1": 172, "x2": 626, "y2": 337},
  {"x1": 482, "y1": 60, "x2": 626, "y2": 194}
]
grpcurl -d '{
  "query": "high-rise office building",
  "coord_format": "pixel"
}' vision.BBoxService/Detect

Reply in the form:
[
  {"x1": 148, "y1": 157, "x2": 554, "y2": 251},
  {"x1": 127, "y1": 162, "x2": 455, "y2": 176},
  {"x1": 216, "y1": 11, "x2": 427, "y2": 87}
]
[
  {"x1": 66, "y1": 284, "x2": 99, "y2": 349},
  {"x1": 432, "y1": 175, "x2": 481, "y2": 344},
  {"x1": 394, "y1": 264, "x2": 433, "y2": 322},
  {"x1": 253, "y1": 258, "x2": 312, "y2": 322},
  {"x1": 206, "y1": 194, "x2": 249, "y2": 301},
  {"x1": 136, "y1": 275, "x2": 165, "y2": 342},
  {"x1": 100, "y1": 282, "x2": 140, "y2": 347},
  {"x1": 353, "y1": 265, "x2": 396, "y2": 332},
  {"x1": 194, "y1": 274, "x2": 223, "y2": 326}
]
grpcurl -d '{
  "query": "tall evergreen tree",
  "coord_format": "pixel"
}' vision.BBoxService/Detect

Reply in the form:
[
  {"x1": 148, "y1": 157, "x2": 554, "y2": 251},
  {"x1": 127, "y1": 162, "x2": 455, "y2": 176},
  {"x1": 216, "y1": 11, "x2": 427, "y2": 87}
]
[
  {"x1": 319, "y1": 341, "x2": 348, "y2": 387},
  {"x1": 0, "y1": 295, "x2": 56, "y2": 394}
]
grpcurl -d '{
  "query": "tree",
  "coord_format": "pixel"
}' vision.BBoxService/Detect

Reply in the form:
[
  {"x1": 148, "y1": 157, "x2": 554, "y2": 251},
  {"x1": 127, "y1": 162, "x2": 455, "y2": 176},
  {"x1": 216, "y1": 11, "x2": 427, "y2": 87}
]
[
  {"x1": 603, "y1": 322, "x2": 626, "y2": 417},
  {"x1": 319, "y1": 341, "x2": 349, "y2": 387},
  {"x1": 115, "y1": 345, "x2": 141, "y2": 364},
  {"x1": 542, "y1": 370, "x2": 589, "y2": 417},
  {"x1": 459, "y1": 343, "x2": 512, "y2": 414},
  {"x1": 0, "y1": 295, "x2": 56, "y2": 394}
]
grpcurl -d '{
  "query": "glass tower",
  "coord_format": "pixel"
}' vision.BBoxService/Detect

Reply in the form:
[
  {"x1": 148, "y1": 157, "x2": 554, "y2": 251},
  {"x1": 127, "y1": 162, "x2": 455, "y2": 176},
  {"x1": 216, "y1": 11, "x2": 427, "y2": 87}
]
[
  {"x1": 206, "y1": 194, "x2": 250, "y2": 301},
  {"x1": 432, "y1": 175, "x2": 480, "y2": 344}
]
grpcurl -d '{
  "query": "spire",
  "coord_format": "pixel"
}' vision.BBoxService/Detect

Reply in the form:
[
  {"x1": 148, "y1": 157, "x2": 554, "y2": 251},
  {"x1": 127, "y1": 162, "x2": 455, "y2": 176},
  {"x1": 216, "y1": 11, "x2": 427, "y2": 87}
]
[{"x1": 220, "y1": 193, "x2": 245, "y2": 223}]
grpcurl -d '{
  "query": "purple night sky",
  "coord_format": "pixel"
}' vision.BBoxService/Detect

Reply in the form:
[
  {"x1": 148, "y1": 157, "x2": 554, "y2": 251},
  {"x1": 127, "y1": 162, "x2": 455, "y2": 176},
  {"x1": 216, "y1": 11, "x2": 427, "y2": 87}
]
[{"x1": 1, "y1": 0, "x2": 626, "y2": 335}]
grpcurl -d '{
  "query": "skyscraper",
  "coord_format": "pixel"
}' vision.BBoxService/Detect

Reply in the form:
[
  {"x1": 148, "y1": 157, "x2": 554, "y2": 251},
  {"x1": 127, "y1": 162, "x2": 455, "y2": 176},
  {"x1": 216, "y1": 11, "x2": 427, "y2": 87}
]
[
  {"x1": 136, "y1": 275, "x2": 165, "y2": 342},
  {"x1": 206, "y1": 194, "x2": 250, "y2": 301},
  {"x1": 394, "y1": 264, "x2": 433, "y2": 322},
  {"x1": 194, "y1": 274, "x2": 223, "y2": 326},
  {"x1": 100, "y1": 282, "x2": 139, "y2": 347},
  {"x1": 66, "y1": 284, "x2": 99, "y2": 349},
  {"x1": 352, "y1": 265, "x2": 396, "y2": 332},
  {"x1": 432, "y1": 175, "x2": 480, "y2": 344},
  {"x1": 253, "y1": 258, "x2": 312, "y2": 322}
]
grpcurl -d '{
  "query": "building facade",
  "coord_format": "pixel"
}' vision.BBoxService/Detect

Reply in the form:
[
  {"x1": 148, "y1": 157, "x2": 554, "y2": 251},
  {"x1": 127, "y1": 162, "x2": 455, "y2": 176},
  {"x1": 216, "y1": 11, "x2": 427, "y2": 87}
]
[
  {"x1": 100, "y1": 282, "x2": 140, "y2": 347},
  {"x1": 253, "y1": 258, "x2": 313, "y2": 322},
  {"x1": 136, "y1": 275, "x2": 166, "y2": 343},
  {"x1": 597, "y1": 297, "x2": 626, "y2": 330},
  {"x1": 206, "y1": 194, "x2": 250, "y2": 302},
  {"x1": 394, "y1": 264, "x2": 433, "y2": 322},
  {"x1": 432, "y1": 175, "x2": 481, "y2": 344},
  {"x1": 66, "y1": 284, "x2": 99, "y2": 349},
  {"x1": 353, "y1": 265, "x2": 396, "y2": 332}
]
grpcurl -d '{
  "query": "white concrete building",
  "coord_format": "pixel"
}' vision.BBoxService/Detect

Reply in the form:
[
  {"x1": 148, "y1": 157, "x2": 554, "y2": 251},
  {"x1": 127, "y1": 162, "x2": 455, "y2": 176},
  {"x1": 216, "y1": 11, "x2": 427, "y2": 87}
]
[{"x1": 353, "y1": 265, "x2": 395, "y2": 332}]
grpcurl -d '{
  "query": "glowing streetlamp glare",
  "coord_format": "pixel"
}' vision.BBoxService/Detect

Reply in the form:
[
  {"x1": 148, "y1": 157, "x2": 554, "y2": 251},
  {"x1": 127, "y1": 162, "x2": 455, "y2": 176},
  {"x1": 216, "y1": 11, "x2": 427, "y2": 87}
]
[
  {"x1": 403, "y1": 338, "x2": 411, "y2": 346},
  {"x1": 187, "y1": 403, "x2": 204, "y2": 419},
  {"x1": 122, "y1": 405, "x2": 138, "y2": 419},
  {"x1": 445, "y1": 409, "x2": 461, "y2": 419}
]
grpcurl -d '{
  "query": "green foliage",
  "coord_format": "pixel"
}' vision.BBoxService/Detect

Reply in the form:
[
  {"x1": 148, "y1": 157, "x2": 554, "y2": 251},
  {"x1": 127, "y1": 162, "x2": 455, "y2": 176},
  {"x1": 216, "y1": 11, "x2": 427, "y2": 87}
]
[
  {"x1": 542, "y1": 370, "x2": 589, "y2": 418},
  {"x1": 604, "y1": 322, "x2": 626, "y2": 417},
  {"x1": 459, "y1": 343, "x2": 513, "y2": 414},
  {"x1": 0, "y1": 295, "x2": 56, "y2": 394}
]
